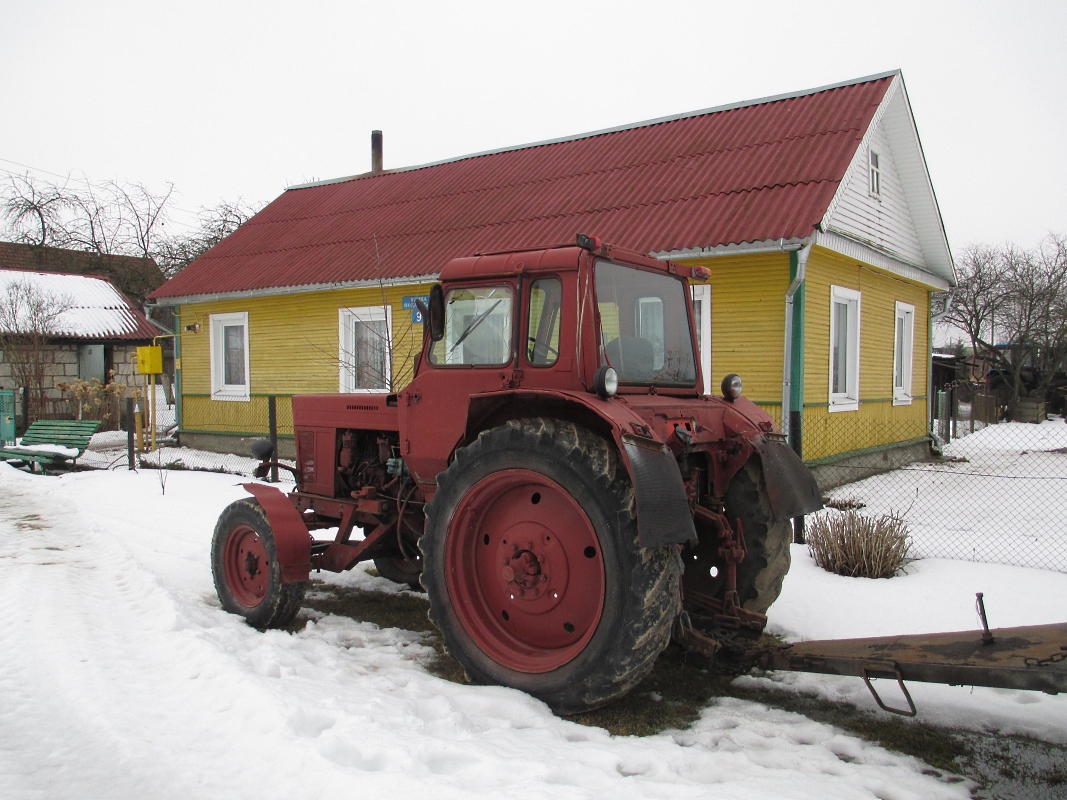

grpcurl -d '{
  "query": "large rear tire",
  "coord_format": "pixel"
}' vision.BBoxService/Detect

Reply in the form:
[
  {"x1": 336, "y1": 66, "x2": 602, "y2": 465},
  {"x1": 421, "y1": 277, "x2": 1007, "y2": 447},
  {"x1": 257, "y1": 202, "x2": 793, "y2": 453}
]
[
  {"x1": 723, "y1": 460, "x2": 792, "y2": 615},
  {"x1": 422, "y1": 418, "x2": 682, "y2": 715},
  {"x1": 211, "y1": 498, "x2": 306, "y2": 628}
]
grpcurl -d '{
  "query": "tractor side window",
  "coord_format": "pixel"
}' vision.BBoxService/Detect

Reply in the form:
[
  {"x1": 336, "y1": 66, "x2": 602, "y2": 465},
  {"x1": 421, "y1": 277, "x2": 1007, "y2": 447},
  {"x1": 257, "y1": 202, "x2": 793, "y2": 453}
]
[
  {"x1": 527, "y1": 278, "x2": 562, "y2": 366},
  {"x1": 429, "y1": 285, "x2": 513, "y2": 366}
]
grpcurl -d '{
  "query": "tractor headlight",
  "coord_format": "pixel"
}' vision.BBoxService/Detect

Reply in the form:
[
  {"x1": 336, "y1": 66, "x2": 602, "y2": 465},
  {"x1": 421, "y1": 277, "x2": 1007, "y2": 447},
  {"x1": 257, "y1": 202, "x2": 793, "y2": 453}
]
[
  {"x1": 720, "y1": 373, "x2": 743, "y2": 401},
  {"x1": 594, "y1": 365, "x2": 619, "y2": 398}
]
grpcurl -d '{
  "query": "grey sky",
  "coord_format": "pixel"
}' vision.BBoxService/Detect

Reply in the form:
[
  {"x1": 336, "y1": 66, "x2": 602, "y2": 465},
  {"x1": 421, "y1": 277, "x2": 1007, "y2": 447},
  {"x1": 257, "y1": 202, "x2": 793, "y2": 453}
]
[{"x1": 3, "y1": 0, "x2": 1064, "y2": 253}]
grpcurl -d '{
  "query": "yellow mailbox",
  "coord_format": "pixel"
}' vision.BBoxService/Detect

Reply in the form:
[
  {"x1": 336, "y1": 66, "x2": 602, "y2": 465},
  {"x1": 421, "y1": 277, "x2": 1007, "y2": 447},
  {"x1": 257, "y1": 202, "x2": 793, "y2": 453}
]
[{"x1": 136, "y1": 345, "x2": 163, "y2": 375}]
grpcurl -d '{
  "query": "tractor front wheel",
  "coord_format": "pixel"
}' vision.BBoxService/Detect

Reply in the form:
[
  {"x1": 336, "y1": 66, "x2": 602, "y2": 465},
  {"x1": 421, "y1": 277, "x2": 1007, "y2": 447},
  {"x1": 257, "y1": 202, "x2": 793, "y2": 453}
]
[
  {"x1": 211, "y1": 498, "x2": 306, "y2": 628},
  {"x1": 422, "y1": 418, "x2": 681, "y2": 715}
]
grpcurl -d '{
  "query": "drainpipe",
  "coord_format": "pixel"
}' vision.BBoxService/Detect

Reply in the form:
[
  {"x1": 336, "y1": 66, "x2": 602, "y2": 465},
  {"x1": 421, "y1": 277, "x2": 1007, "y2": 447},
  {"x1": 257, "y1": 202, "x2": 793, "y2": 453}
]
[
  {"x1": 781, "y1": 238, "x2": 813, "y2": 445},
  {"x1": 782, "y1": 237, "x2": 813, "y2": 545}
]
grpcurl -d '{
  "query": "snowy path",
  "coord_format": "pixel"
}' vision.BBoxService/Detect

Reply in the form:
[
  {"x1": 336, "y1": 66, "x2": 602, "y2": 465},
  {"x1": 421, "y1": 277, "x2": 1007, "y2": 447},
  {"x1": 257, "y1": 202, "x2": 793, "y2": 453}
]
[{"x1": 2, "y1": 466, "x2": 1058, "y2": 799}]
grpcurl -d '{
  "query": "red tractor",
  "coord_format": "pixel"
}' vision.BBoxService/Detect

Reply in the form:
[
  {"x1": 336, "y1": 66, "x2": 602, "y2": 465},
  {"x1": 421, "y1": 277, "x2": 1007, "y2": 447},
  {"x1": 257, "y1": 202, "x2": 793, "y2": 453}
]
[{"x1": 212, "y1": 235, "x2": 822, "y2": 714}]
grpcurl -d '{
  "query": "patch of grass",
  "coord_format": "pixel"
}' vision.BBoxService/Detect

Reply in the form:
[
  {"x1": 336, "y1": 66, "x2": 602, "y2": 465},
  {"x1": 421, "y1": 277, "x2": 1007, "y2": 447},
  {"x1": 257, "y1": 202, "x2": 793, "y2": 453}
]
[
  {"x1": 823, "y1": 495, "x2": 867, "y2": 511},
  {"x1": 568, "y1": 645, "x2": 740, "y2": 736}
]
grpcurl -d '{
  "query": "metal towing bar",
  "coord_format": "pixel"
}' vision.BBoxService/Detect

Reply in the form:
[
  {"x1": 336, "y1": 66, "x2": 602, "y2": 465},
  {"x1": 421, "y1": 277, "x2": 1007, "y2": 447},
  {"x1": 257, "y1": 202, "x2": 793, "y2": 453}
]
[{"x1": 756, "y1": 620, "x2": 1067, "y2": 716}]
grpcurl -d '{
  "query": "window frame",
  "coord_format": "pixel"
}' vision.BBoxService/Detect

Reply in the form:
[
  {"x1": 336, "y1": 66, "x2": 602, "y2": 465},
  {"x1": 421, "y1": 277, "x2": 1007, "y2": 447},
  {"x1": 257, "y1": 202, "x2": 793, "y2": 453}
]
[
  {"x1": 893, "y1": 301, "x2": 916, "y2": 405},
  {"x1": 428, "y1": 284, "x2": 515, "y2": 368},
  {"x1": 209, "y1": 311, "x2": 250, "y2": 402},
  {"x1": 339, "y1": 305, "x2": 392, "y2": 393},
  {"x1": 869, "y1": 148, "x2": 882, "y2": 198},
  {"x1": 525, "y1": 276, "x2": 562, "y2": 368},
  {"x1": 691, "y1": 283, "x2": 711, "y2": 394},
  {"x1": 828, "y1": 286, "x2": 861, "y2": 413}
]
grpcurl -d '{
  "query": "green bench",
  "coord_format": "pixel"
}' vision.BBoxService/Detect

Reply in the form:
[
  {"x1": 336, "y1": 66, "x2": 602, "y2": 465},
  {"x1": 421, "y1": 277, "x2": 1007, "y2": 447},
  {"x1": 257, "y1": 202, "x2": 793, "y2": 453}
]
[{"x1": 0, "y1": 419, "x2": 102, "y2": 473}]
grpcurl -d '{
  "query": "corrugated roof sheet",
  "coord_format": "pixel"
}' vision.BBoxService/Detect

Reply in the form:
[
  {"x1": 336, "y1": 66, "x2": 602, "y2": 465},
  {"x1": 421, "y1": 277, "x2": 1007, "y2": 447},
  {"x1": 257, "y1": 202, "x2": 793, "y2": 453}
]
[
  {"x1": 0, "y1": 269, "x2": 158, "y2": 341},
  {"x1": 153, "y1": 75, "x2": 893, "y2": 300}
]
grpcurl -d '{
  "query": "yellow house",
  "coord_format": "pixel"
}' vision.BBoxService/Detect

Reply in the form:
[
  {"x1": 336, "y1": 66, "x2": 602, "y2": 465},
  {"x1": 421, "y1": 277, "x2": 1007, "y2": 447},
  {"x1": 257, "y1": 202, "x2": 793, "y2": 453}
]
[{"x1": 151, "y1": 70, "x2": 954, "y2": 485}]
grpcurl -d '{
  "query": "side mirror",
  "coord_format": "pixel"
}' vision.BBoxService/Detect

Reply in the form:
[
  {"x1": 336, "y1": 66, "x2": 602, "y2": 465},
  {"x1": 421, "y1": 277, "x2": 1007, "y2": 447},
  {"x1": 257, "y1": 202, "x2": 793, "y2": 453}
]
[{"x1": 427, "y1": 283, "x2": 445, "y2": 342}]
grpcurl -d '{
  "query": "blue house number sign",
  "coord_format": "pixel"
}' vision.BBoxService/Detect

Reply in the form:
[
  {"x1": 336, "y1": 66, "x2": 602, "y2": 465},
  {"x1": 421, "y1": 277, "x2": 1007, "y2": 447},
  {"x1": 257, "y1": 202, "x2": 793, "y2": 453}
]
[{"x1": 402, "y1": 296, "x2": 430, "y2": 323}]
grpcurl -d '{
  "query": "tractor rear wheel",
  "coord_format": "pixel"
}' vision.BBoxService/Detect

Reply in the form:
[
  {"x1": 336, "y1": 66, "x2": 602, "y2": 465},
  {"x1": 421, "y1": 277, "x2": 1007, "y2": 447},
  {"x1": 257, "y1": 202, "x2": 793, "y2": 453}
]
[
  {"x1": 724, "y1": 459, "x2": 793, "y2": 615},
  {"x1": 211, "y1": 498, "x2": 306, "y2": 628},
  {"x1": 422, "y1": 418, "x2": 682, "y2": 715}
]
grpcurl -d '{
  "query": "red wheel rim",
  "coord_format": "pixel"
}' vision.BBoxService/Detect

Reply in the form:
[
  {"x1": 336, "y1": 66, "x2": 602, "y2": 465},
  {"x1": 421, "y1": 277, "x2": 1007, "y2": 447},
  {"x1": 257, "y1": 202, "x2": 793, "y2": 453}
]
[
  {"x1": 445, "y1": 469, "x2": 606, "y2": 673},
  {"x1": 223, "y1": 524, "x2": 269, "y2": 608}
]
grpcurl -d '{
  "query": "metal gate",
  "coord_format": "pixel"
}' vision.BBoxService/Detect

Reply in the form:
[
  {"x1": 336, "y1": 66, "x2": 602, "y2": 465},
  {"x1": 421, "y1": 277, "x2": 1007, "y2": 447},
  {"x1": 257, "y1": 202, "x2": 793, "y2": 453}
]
[{"x1": 0, "y1": 389, "x2": 15, "y2": 444}]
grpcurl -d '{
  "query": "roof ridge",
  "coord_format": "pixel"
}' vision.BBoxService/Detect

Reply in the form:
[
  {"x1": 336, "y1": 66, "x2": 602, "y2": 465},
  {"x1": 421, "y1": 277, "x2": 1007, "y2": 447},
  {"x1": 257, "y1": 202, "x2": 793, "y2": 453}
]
[{"x1": 288, "y1": 71, "x2": 897, "y2": 191}]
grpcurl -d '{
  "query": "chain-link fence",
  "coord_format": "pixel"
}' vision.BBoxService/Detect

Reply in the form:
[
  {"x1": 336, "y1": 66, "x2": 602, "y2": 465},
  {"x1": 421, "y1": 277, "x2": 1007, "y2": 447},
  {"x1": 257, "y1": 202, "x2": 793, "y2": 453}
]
[
  {"x1": 12, "y1": 381, "x2": 1062, "y2": 574},
  {"x1": 813, "y1": 384, "x2": 1067, "y2": 574}
]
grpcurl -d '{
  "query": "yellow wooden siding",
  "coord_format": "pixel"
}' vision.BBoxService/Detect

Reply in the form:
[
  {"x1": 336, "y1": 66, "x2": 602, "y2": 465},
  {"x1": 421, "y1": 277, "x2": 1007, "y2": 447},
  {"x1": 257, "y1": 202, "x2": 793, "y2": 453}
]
[
  {"x1": 685, "y1": 251, "x2": 790, "y2": 404},
  {"x1": 802, "y1": 246, "x2": 930, "y2": 460},
  {"x1": 177, "y1": 283, "x2": 432, "y2": 434}
]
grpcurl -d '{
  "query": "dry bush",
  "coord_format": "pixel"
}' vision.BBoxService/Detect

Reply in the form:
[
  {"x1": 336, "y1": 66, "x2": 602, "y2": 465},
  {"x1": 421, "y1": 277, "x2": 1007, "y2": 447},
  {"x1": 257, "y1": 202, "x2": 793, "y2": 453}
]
[
  {"x1": 807, "y1": 510, "x2": 911, "y2": 578},
  {"x1": 57, "y1": 375, "x2": 128, "y2": 430}
]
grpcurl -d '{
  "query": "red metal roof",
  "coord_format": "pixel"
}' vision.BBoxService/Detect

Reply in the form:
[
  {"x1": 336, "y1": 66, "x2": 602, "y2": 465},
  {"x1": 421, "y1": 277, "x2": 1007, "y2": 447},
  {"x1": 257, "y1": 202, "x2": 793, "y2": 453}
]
[{"x1": 153, "y1": 74, "x2": 893, "y2": 300}]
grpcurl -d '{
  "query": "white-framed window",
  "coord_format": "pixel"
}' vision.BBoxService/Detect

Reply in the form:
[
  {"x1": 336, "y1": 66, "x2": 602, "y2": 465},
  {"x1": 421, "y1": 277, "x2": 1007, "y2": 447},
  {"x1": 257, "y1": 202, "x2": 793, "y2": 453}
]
[
  {"x1": 893, "y1": 301, "x2": 915, "y2": 405},
  {"x1": 210, "y1": 312, "x2": 250, "y2": 401},
  {"x1": 339, "y1": 305, "x2": 391, "y2": 392},
  {"x1": 869, "y1": 149, "x2": 882, "y2": 197},
  {"x1": 829, "y1": 286, "x2": 861, "y2": 412},
  {"x1": 691, "y1": 283, "x2": 712, "y2": 394}
]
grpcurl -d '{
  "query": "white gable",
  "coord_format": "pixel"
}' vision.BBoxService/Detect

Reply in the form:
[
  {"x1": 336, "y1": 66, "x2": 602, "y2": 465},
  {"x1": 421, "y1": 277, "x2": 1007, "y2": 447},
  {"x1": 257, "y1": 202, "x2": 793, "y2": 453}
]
[
  {"x1": 822, "y1": 74, "x2": 955, "y2": 288},
  {"x1": 0, "y1": 270, "x2": 146, "y2": 339}
]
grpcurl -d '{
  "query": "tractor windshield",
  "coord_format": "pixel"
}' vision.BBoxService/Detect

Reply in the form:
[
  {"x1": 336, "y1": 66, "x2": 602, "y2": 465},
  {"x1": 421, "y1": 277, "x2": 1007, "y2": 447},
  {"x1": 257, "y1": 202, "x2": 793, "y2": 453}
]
[{"x1": 595, "y1": 261, "x2": 696, "y2": 386}]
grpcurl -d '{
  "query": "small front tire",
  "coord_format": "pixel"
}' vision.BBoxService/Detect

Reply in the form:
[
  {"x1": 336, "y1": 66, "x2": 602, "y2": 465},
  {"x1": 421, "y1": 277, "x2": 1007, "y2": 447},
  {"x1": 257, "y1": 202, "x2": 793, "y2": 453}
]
[{"x1": 212, "y1": 497, "x2": 306, "y2": 628}]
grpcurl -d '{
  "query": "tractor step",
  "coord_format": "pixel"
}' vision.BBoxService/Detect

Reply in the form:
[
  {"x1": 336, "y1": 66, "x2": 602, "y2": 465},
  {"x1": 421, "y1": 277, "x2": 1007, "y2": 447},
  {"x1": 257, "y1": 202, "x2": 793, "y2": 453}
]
[{"x1": 756, "y1": 623, "x2": 1067, "y2": 707}]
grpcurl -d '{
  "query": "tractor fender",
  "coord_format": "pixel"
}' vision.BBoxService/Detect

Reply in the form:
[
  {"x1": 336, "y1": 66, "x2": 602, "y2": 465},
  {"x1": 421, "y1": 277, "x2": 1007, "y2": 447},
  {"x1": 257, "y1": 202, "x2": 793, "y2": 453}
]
[
  {"x1": 749, "y1": 436, "x2": 823, "y2": 521},
  {"x1": 241, "y1": 483, "x2": 312, "y2": 583},
  {"x1": 465, "y1": 390, "x2": 696, "y2": 549}
]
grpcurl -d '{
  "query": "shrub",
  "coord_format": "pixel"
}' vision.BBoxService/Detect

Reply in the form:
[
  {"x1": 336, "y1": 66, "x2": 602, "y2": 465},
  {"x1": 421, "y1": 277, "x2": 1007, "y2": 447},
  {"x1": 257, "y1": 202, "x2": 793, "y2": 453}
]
[{"x1": 806, "y1": 510, "x2": 911, "y2": 578}]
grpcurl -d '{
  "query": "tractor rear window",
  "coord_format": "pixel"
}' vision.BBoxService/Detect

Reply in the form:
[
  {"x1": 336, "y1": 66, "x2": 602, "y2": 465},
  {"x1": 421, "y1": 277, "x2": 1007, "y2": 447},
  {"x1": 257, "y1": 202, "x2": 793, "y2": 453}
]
[
  {"x1": 594, "y1": 261, "x2": 696, "y2": 386},
  {"x1": 429, "y1": 285, "x2": 514, "y2": 366}
]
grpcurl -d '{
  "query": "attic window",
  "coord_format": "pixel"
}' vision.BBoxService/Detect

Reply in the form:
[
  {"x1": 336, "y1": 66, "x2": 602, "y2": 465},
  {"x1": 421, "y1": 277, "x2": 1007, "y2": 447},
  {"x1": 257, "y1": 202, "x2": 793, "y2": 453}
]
[{"x1": 869, "y1": 150, "x2": 882, "y2": 197}]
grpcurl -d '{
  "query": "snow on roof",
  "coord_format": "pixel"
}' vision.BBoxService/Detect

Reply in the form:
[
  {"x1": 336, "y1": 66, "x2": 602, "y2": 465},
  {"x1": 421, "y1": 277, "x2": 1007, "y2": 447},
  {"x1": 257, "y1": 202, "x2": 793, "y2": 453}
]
[{"x1": 0, "y1": 269, "x2": 157, "y2": 341}]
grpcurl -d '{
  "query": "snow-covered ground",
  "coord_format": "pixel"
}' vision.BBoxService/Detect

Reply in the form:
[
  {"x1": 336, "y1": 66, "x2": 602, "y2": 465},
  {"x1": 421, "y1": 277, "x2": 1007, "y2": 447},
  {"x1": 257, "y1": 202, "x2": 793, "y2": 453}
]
[{"x1": 2, "y1": 464, "x2": 1065, "y2": 799}]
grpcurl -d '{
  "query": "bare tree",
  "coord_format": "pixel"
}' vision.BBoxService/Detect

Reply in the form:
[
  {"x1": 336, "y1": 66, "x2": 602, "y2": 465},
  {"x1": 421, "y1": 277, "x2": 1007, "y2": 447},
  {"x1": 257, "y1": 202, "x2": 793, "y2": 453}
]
[
  {"x1": 1, "y1": 174, "x2": 72, "y2": 247},
  {"x1": 944, "y1": 235, "x2": 1067, "y2": 418},
  {"x1": 0, "y1": 279, "x2": 73, "y2": 420}
]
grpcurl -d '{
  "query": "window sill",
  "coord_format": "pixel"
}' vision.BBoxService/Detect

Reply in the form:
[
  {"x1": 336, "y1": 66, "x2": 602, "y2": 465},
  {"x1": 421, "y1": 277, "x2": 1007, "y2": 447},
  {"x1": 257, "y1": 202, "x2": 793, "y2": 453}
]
[
  {"x1": 893, "y1": 395, "x2": 913, "y2": 406},
  {"x1": 211, "y1": 391, "x2": 250, "y2": 402},
  {"x1": 828, "y1": 400, "x2": 859, "y2": 413}
]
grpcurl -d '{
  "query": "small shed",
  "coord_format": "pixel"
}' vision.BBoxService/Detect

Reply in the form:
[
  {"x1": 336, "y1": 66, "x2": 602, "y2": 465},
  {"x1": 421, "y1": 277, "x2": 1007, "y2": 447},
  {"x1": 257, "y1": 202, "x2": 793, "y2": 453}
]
[{"x1": 0, "y1": 268, "x2": 159, "y2": 424}]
